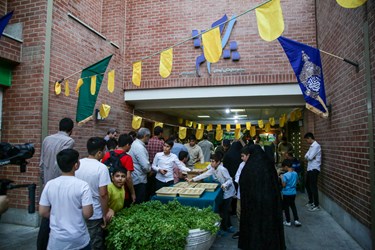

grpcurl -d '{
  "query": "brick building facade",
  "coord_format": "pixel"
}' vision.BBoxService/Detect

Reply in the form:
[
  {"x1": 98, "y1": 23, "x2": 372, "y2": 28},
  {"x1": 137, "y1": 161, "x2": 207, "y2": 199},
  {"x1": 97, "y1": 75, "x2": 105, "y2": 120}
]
[{"x1": 0, "y1": 0, "x2": 373, "y2": 248}]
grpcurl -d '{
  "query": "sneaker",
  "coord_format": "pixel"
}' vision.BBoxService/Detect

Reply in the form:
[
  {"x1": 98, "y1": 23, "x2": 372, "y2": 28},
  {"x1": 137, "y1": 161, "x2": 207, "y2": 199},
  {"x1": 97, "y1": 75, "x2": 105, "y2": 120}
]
[
  {"x1": 305, "y1": 202, "x2": 314, "y2": 207},
  {"x1": 294, "y1": 220, "x2": 302, "y2": 227},
  {"x1": 232, "y1": 231, "x2": 240, "y2": 239},
  {"x1": 283, "y1": 221, "x2": 291, "y2": 226},
  {"x1": 226, "y1": 226, "x2": 235, "y2": 233},
  {"x1": 217, "y1": 230, "x2": 227, "y2": 237},
  {"x1": 308, "y1": 205, "x2": 320, "y2": 212}
]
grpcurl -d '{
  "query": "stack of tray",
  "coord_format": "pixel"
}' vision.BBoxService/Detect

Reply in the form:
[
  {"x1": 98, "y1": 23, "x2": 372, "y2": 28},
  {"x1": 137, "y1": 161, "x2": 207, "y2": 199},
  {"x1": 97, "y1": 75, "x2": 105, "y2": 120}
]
[
  {"x1": 179, "y1": 188, "x2": 205, "y2": 198},
  {"x1": 195, "y1": 183, "x2": 218, "y2": 192},
  {"x1": 155, "y1": 187, "x2": 184, "y2": 197}
]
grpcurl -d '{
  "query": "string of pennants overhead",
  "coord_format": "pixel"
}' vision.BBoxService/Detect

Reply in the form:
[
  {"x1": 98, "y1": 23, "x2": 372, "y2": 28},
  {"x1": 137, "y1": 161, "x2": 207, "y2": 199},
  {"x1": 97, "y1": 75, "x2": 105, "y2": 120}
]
[
  {"x1": 129, "y1": 108, "x2": 303, "y2": 141},
  {"x1": 49, "y1": 0, "x2": 366, "y2": 124}
]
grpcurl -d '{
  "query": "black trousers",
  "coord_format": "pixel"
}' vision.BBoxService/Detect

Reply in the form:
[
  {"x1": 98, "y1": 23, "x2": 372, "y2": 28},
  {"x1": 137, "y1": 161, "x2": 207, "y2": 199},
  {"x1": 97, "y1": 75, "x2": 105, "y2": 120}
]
[
  {"x1": 155, "y1": 179, "x2": 174, "y2": 191},
  {"x1": 36, "y1": 217, "x2": 50, "y2": 250},
  {"x1": 306, "y1": 169, "x2": 320, "y2": 206},
  {"x1": 134, "y1": 183, "x2": 147, "y2": 204},
  {"x1": 282, "y1": 194, "x2": 299, "y2": 222},
  {"x1": 219, "y1": 197, "x2": 233, "y2": 230}
]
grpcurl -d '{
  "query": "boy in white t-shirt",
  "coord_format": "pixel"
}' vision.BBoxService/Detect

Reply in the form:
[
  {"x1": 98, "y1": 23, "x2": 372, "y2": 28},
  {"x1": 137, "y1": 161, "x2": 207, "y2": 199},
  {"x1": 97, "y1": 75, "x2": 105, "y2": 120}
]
[
  {"x1": 75, "y1": 137, "x2": 112, "y2": 250},
  {"x1": 39, "y1": 149, "x2": 93, "y2": 250}
]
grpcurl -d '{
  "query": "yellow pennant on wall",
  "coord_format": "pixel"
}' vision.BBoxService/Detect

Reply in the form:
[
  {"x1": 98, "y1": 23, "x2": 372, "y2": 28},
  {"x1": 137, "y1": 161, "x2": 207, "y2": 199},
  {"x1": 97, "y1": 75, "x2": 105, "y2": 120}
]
[
  {"x1": 236, "y1": 124, "x2": 241, "y2": 129},
  {"x1": 246, "y1": 122, "x2": 251, "y2": 130},
  {"x1": 177, "y1": 118, "x2": 184, "y2": 124},
  {"x1": 108, "y1": 70, "x2": 115, "y2": 93},
  {"x1": 196, "y1": 128, "x2": 204, "y2": 140},
  {"x1": 279, "y1": 116, "x2": 285, "y2": 128},
  {"x1": 296, "y1": 109, "x2": 302, "y2": 120},
  {"x1": 265, "y1": 123, "x2": 271, "y2": 133},
  {"x1": 132, "y1": 115, "x2": 142, "y2": 129},
  {"x1": 207, "y1": 124, "x2": 213, "y2": 131},
  {"x1": 90, "y1": 75, "x2": 96, "y2": 95},
  {"x1": 258, "y1": 120, "x2": 264, "y2": 129},
  {"x1": 75, "y1": 78, "x2": 83, "y2": 93},
  {"x1": 216, "y1": 124, "x2": 222, "y2": 130},
  {"x1": 193, "y1": 122, "x2": 197, "y2": 129},
  {"x1": 226, "y1": 124, "x2": 231, "y2": 132},
  {"x1": 216, "y1": 129, "x2": 223, "y2": 141},
  {"x1": 179, "y1": 127, "x2": 187, "y2": 140},
  {"x1": 159, "y1": 48, "x2": 173, "y2": 78},
  {"x1": 255, "y1": 0, "x2": 284, "y2": 41},
  {"x1": 185, "y1": 120, "x2": 192, "y2": 127},
  {"x1": 290, "y1": 111, "x2": 296, "y2": 122},
  {"x1": 202, "y1": 27, "x2": 222, "y2": 63},
  {"x1": 234, "y1": 128, "x2": 241, "y2": 140},
  {"x1": 132, "y1": 61, "x2": 142, "y2": 86},
  {"x1": 336, "y1": 0, "x2": 367, "y2": 8},
  {"x1": 64, "y1": 80, "x2": 69, "y2": 96},
  {"x1": 198, "y1": 124, "x2": 204, "y2": 130},
  {"x1": 154, "y1": 122, "x2": 163, "y2": 128},
  {"x1": 269, "y1": 117, "x2": 275, "y2": 126},
  {"x1": 54, "y1": 81, "x2": 61, "y2": 95},
  {"x1": 99, "y1": 104, "x2": 111, "y2": 119},
  {"x1": 250, "y1": 126, "x2": 256, "y2": 137}
]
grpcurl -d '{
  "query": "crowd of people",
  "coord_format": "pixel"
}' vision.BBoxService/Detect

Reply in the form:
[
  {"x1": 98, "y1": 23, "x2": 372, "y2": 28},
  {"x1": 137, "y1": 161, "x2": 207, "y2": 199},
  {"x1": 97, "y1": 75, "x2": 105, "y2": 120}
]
[{"x1": 36, "y1": 117, "x2": 322, "y2": 250}]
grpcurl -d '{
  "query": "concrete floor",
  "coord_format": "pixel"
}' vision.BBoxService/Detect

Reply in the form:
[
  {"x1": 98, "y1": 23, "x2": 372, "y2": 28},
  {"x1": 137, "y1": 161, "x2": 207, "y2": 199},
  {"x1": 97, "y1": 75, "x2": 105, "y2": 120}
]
[{"x1": 0, "y1": 193, "x2": 364, "y2": 250}]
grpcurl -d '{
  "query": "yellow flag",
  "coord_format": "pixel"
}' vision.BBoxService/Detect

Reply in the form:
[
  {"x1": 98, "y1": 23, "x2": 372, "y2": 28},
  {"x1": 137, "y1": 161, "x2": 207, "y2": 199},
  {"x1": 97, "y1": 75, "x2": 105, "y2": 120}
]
[
  {"x1": 75, "y1": 78, "x2": 83, "y2": 93},
  {"x1": 216, "y1": 129, "x2": 223, "y2": 141},
  {"x1": 90, "y1": 75, "x2": 96, "y2": 95},
  {"x1": 258, "y1": 120, "x2": 264, "y2": 129},
  {"x1": 202, "y1": 27, "x2": 222, "y2": 63},
  {"x1": 226, "y1": 124, "x2": 231, "y2": 132},
  {"x1": 64, "y1": 80, "x2": 69, "y2": 96},
  {"x1": 290, "y1": 111, "x2": 296, "y2": 122},
  {"x1": 269, "y1": 117, "x2": 275, "y2": 126},
  {"x1": 279, "y1": 116, "x2": 285, "y2": 128},
  {"x1": 250, "y1": 126, "x2": 256, "y2": 137},
  {"x1": 99, "y1": 104, "x2": 111, "y2": 119},
  {"x1": 185, "y1": 120, "x2": 192, "y2": 127},
  {"x1": 196, "y1": 128, "x2": 204, "y2": 140},
  {"x1": 159, "y1": 48, "x2": 173, "y2": 78},
  {"x1": 296, "y1": 109, "x2": 302, "y2": 120},
  {"x1": 55, "y1": 81, "x2": 61, "y2": 95},
  {"x1": 265, "y1": 123, "x2": 271, "y2": 133},
  {"x1": 207, "y1": 124, "x2": 213, "y2": 131},
  {"x1": 193, "y1": 122, "x2": 197, "y2": 129},
  {"x1": 132, "y1": 61, "x2": 142, "y2": 86},
  {"x1": 246, "y1": 122, "x2": 251, "y2": 130},
  {"x1": 336, "y1": 0, "x2": 367, "y2": 8},
  {"x1": 198, "y1": 123, "x2": 204, "y2": 130},
  {"x1": 216, "y1": 124, "x2": 222, "y2": 130},
  {"x1": 177, "y1": 118, "x2": 184, "y2": 124},
  {"x1": 154, "y1": 122, "x2": 163, "y2": 128},
  {"x1": 179, "y1": 127, "x2": 187, "y2": 140},
  {"x1": 132, "y1": 115, "x2": 142, "y2": 129},
  {"x1": 255, "y1": 0, "x2": 284, "y2": 41},
  {"x1": 108, "y1": 70, "x2": 115, "y2": 93},
  {"x1": 236, "y1": 123, "x2": 241, "y2": 129},
  {"x1": 234, "y1": 128, "x2": 241, "y2": 140}
]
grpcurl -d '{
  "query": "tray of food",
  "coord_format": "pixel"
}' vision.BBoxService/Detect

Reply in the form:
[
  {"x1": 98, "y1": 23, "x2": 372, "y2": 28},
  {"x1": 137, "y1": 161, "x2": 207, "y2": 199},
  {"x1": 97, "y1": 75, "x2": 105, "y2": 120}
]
[
  {"x1": 195, "y1": 183, "x2": 219, "y2": 192},
  {"x1": 173, "y1": 182, "x2": 190, "y2": 188},
  {"x1": 155, "y1": 187, "x2": 184, "y2": 197},
  {"x1": 179, "y1": 188, "x2": 205, "y2": 198}
]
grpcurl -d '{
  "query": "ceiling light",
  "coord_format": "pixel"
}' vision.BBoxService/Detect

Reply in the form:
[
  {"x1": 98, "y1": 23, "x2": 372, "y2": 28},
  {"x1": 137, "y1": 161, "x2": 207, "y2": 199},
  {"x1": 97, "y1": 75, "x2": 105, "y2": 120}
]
[
  {"x1": 197, "y1": 115, "x2": 210, "y2": 118},
  {"x1": 234, "y1": 115, "x2": 238, "y2": 119},
  {"x1": 230, "y1": 109, "x2": 245, "y2": 112},
  {"x1": 225, "y1": 108, "x2": 230, "y2": 113},
  {"x1": 234, "y1": 119, "x2": 238, "y2": 123},
  {"x1": 237, "y1": 115, "x2": 248, "y2": 118}
]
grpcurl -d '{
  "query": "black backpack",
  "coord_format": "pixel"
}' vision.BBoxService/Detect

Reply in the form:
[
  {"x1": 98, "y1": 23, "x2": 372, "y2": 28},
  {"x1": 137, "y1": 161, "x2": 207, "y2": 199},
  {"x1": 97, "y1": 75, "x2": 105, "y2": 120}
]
[{"x1": 103, "y1": 151, "x2": 127, "y2": 176}]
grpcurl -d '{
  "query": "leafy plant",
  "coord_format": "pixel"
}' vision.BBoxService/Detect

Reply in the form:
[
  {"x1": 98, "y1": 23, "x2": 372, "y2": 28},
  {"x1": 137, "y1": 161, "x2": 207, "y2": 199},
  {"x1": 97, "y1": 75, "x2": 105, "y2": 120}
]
[{"x1": 105, "y1": 200, "x2": 220, "y2": 250}]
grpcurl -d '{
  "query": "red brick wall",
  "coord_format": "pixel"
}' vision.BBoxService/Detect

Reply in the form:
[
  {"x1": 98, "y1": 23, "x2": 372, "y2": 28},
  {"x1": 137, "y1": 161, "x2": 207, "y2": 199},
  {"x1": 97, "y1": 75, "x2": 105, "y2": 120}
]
[
  {"x1": 312, "y1": 0, "x2": 374, "y2": 227},
  {"x1": 123, "y1": 0, "x2": 316, "y2": 90}
]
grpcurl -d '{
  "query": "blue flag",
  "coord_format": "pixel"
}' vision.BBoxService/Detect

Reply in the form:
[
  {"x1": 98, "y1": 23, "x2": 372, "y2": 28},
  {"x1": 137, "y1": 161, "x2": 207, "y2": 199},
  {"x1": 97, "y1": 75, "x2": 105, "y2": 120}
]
[
  {"x1": 0, "y1": 11, "x2": 13, "y2": 38},
  {"x1": 278, "y1": 36, "x2": 329, "y2": 118}
]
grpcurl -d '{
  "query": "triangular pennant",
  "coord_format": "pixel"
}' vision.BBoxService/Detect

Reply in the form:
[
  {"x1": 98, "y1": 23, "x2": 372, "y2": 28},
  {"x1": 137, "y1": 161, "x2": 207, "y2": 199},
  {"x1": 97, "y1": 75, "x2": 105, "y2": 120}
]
[
  {"x1": 64, "y1": 80, "x2": 70, "y2": 96},
  {"x1": 226, "y1": 124, "x2": 231, "y2": 132},
  {"x1": 99, "y1": 104, "x2": 111, "y2": 119},
  {"x1": 177, "y1": 118, "x2": 184, "y2": 124},
  {"x1": 269, "y1": 117, "x2": 275, "y2": 126},
  {"x1": 154, "y1": 122, "x2": 163, "y2": 128},
  {"x1": 90, "y1": 75, "x2": 96, "y2": 95},
  {"x1": 193, "y1": 122, "x2": 197, "y2": 129},
  {"x1": 202, "y1": 27, "x2": 222, "y2": 63},
  {"x1": 132, "y1": 115, "x2": 142, "y2": 129},
  {"x1": 132, "y1": 61, "x2": 142, "y2": 86},
  {"x1": 55, "y1": 81, "x2": 61, "y2": 95},
  {"x1": 159, "y1": 48, "x2": 173, "y2": 78},
  {"x1": 290, "y1": 111, "x2": 296, "y2": 122},
  {"x1": 75, "y1": 78, "x2": 83, "y2": 93},
  {"x1": 196, "y1": 128, "x2": 204, "y2": 140},
  {"x1": 234, "y1": 128, "x2": 241, "y2": 140},
  {"x1": 258, "y1": 120, "x2": 264, "y2": 129},
  {"x1": 207, "y1": 124, "x2": 213, "y2": 131},
  {"x1": 179, "y1": 127, "x2": 187, "y2": 140},
  {"x1": 336, "y1": 0, "x2": 367, "y2": 8},
  {"x1": 246, "y1": 122, "x2": 251, "y2": 130},
  {"x1": 215, "y1": 129, "x2": 223, "y2": 141},
  {"x1": 255, "y1": 0, "x2": 284, "y2": 41},
  {"x1": 216, "y1": 124, "x2": 222, "y2": 130},
  {"x1": 236, "y1": 123, "x2": 241, "y2": 129},
  {"x1": 108, "y1": 70, "x2": 115, "y2": 93},
  {"x1": 265, "y1": 123, "x2": 271, "y2": 133},
  {"x1": 279, "y1": 116, "x2": 285, "y2": 128},
  {"x1": 198, "y1": 123, "x2": 204, "y2": 130},
  {"x1": 185, "y1": 120, "x2": 193, "y2": 127},
  {"x1": 250, "y1": 126, "x2": 256, "y2": 137}
]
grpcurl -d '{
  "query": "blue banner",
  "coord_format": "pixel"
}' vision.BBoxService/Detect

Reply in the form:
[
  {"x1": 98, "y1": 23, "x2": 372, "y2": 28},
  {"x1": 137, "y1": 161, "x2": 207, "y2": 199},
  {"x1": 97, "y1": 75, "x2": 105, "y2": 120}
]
[
  {"x1": 0, "y1": 11, "x2": 13, "y2": 38},
  {"x1": 278, "y1": 36, "x2": 329, "y2": 118}
]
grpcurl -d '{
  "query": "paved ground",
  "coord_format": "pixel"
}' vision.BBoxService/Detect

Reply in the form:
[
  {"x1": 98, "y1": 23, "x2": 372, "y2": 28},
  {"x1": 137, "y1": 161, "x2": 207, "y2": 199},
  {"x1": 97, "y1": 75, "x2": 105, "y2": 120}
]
[{"x1": 0, "y1": 193, "x2": 363, "y2": 250}]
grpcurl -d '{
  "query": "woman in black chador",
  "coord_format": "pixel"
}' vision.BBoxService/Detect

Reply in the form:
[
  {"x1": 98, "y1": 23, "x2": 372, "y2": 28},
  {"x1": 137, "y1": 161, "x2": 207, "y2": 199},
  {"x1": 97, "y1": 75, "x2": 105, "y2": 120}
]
[{"x1": 238, "y1": 144, "x2": 285, "y2": 250}]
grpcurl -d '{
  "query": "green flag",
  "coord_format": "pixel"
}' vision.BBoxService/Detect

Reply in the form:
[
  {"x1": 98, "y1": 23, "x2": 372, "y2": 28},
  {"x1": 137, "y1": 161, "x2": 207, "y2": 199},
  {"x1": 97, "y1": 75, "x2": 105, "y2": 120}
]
[{"x1": 76, "y1": 55, "x2": 112, "y2": 123}]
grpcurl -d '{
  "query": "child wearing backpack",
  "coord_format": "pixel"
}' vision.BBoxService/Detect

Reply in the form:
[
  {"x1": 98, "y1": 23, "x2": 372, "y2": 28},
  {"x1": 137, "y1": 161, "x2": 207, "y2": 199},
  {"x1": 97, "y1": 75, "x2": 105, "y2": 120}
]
[
  {"x1": 107, "y1": 167, "x2": 127, "y2": 215},
  {"x1": 280, "y1": 159, "x2": 302, "y2": 227},
  {"x1": 102, "y1": 134, "x2": 136, "y2": 208}
]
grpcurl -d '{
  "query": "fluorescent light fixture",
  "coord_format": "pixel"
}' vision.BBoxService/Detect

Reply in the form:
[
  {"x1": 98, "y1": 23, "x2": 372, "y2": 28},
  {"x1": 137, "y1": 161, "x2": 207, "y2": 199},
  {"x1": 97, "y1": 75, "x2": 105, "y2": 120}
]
[
  {"x1": 234, "y1": 115, "x2": 238, "y2": 119},
  {"x1": 197, "y1": 115, "x2": 210, "y2": 118},
  {"x1": 225, "y1": 108, "x2": 230, "y2": 113},
  {"x1": 234, "y1": 119, "x2": 238, "y2": 123},
  {"x1": 237, "y1": 115, "x2": 248, "y2": 118},
  {"x1": 230, "y1": 109, "x2": 245, "y2": 112}
]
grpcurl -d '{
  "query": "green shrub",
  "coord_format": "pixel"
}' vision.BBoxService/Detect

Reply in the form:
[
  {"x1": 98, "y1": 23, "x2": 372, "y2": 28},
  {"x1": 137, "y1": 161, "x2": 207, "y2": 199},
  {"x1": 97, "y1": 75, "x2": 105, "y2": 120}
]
[{"x1": 105, "y1": 200, "x2": 220, "y2": 250}]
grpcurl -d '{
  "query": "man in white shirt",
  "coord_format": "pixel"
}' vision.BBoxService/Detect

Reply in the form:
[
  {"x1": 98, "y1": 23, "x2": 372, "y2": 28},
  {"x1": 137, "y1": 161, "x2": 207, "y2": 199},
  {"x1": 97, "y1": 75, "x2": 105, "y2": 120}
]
[
  {"x1": 39, "y1": 149, "x2": 93, "y2": 250},
  {"x1": 152, "y1": 139, "x2": 191, "y2": 190},
  {"x1": 198, "y1": 133, "x2": 214, "y2": 162},
  {"x1": 304, "y1": 132, "x2": 321, "y2": 212},
  {"x1": 75, "y1": 137, "x2": 112, "y2": 250}
]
